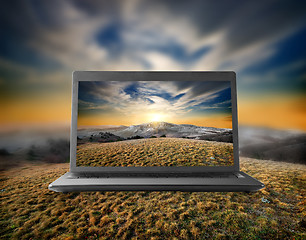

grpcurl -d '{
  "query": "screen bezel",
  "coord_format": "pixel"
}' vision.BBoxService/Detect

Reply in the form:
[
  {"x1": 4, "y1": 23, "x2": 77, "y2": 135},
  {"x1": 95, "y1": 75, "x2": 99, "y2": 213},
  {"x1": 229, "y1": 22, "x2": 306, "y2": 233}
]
[{"x1": 70, "y1": 71, "x2": 239, "y2": 173}]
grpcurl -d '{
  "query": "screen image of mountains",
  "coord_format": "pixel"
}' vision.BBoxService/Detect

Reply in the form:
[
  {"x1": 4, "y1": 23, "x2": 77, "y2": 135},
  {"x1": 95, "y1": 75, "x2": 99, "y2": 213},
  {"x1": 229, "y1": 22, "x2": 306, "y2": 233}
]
[{"x1": 76, "y1": 80, "x2": 233, "y2": 167}]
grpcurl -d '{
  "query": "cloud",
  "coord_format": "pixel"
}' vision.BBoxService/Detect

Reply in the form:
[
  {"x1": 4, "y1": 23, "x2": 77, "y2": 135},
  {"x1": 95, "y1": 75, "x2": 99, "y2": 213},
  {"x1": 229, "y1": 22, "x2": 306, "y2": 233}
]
[
  {"x1": 238, "y1": 59, "x2": 306, "y2": 94},
  {"x1": 156, "y1": 0, "x2": 306, "y2": 66},
  {"x1": 199, "y1": 99, "x2": 232, "y2": 110},
  {"x1": 78, "y1": 99, "x2": 111, "y2": 111},
  {"x1": 79, "y1": 80, "x2": 231, "y2": 120},
  {"x1": 1, "y1": 0, "x2": 306, "y2": 93},
  {"x1": 0, "y1": 57, "x2": 70, "y2": 96},
  {"x1": 0, "y1": 1, "x2": 223, "y2": 71},
  {"x1": 26, "y1": 2, "x2": 109, "y2": 70}
]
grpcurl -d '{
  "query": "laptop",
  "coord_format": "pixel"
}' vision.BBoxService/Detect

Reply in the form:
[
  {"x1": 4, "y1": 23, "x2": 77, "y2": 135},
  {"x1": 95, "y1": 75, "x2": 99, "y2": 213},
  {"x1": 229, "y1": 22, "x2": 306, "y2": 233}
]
[{"x1": 49, "y1": 71, "x2": 264, "y2": 192}]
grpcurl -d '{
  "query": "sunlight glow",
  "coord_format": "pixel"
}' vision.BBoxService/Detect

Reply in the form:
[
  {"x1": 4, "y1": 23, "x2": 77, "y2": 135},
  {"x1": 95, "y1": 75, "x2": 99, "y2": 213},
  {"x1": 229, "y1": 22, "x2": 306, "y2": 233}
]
[{"x1": 151, "y1": 113, "x2": 164, "y2": 122}]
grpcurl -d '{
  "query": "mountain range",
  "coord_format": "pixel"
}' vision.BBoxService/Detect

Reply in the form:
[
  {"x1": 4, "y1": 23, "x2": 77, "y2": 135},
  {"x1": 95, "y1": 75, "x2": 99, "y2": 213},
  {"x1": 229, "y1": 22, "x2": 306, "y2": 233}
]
[{"x1": 77, "y1": 121, "x2": 233, "y2": 143}]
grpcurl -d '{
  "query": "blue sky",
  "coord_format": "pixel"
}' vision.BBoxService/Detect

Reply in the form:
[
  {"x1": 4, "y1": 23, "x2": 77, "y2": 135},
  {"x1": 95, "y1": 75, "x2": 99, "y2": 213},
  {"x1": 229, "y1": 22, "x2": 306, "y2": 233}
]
[
  {"x1": 0, "y1": 0, "x2": 306, "y2": 129},
  {"x1": 1, "y1": 0, "x2": 305, "y2": 93},
  {"x1": 78, "y1": 81, "x2": 232, "y2": 127}
]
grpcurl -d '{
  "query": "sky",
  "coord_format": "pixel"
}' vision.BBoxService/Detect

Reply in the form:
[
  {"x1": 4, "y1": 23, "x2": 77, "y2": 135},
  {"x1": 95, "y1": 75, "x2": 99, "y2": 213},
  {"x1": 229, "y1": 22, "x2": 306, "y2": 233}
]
[
  {"x1": 1, "y1": 0, "x2": 306, "y2": 131},
  {"x1": 78, "y1": 81, "x2": 232, "y2": 128}
]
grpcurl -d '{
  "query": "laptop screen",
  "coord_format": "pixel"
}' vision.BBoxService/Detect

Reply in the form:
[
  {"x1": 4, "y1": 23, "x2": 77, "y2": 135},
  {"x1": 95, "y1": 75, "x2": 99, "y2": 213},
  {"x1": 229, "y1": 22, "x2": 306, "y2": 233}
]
[{"x1": 76, "y1": 80, "x2": 233, "y2": 167}]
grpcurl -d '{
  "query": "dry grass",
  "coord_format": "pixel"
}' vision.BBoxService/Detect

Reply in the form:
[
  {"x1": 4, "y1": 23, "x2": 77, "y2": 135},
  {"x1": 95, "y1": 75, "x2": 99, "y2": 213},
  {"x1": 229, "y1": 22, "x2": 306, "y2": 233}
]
[
  {"x1": 0, "y1": 158, "x2": 305, "y2": 239},
  {"x1": 77, "y1": 138, "x2": 234, "y2": 167}
]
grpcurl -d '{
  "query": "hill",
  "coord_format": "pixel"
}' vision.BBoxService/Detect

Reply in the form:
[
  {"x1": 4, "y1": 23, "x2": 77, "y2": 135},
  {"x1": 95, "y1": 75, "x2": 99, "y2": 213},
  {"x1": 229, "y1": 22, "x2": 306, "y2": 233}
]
[
  {"x1": 0, "y1": 158, "x2": 305, "y2": 239},
  {"x1": 76, "y1": 138, "x2": 233, "y2": 167},
  {"x1": 239, "y1": 126, "x2": 306, "y2": 164}
]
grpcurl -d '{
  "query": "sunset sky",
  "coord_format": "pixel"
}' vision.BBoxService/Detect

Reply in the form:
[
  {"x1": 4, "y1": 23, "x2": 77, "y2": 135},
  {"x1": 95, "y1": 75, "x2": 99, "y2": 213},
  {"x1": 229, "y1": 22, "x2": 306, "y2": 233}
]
[
  {"x1": 78, "y1": 81, "x2": 232, "y2": 128},
  {"x1": 0, "y1": 0, "x2": 306, "y2": 131}
]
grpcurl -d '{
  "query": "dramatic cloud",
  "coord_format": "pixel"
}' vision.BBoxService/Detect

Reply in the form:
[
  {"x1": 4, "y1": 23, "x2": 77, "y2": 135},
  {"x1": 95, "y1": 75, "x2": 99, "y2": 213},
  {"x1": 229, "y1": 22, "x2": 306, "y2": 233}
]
[
  {"x1": 2, "y1": 0, "x2": 305, "y2": 78},
  {"x1": 78, "y1": 81, "x2": 232, "y2": 122}
]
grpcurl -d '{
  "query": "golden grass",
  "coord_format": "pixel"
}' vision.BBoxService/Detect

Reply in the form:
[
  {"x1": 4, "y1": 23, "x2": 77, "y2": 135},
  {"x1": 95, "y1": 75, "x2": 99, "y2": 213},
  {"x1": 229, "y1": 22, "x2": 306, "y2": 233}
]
[
  {"x1": 77, "y1": 138, "x2": 234, "y2": 167},
  {"x1": 0, "y1": 158, "x2": 305, "y2": 239}
]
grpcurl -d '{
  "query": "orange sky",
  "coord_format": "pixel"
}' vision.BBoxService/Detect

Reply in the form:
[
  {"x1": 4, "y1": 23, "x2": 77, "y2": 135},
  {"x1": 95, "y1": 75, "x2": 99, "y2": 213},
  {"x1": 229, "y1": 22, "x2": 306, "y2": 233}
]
[
  {"x1": 238, "y1": 93, "x2": 306, "y2": 130},
  {"x1": 77, "y1": 113, "x2": 233, "y2": 129},
  {"x1": 1, "y1": 93, "x2": 306, "y2": 131},
  {"x1": 0, "y1": 94, "x2": 71, "y2": 125}
]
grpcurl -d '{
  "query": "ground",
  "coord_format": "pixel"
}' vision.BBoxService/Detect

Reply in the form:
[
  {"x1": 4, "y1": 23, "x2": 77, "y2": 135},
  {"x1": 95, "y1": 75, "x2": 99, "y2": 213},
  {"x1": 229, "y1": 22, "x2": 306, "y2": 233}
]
[
  {"x1": 77, "y1": 138, "x2": 234, "y2": 167},
  {"x1": 0, "y1": 158, "x2": 305, "y2": 240}
]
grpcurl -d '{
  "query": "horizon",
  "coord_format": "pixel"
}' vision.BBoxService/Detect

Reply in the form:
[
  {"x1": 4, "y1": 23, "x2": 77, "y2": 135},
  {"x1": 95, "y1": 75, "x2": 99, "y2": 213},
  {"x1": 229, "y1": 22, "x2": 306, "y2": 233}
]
[
  {"x1": 78, "y1": 120, "x2": 232, "y2": 130},
  {"x1": 78, "y1": 81, "x2": 233, "y2": 129}
]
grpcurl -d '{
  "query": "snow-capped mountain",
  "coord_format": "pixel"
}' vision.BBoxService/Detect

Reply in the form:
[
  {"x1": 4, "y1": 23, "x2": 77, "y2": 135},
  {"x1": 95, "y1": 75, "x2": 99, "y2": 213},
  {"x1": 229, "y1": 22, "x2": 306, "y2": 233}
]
[
  {"x1": 113, "y1": 121, "x2": 230, "y2": 138},
  {"x1": 78, "y1": 121, "x2": 233, "y2": 142}
]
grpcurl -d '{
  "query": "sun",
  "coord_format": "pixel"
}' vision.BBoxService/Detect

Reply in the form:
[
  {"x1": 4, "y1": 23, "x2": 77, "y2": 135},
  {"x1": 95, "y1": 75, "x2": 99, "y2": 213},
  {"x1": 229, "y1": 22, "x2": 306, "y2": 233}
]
[
  {"x1": 151, "y1": 113, "x2": 164, "y2": 122},
  {"x1": 151, "y1": 113, "x2": 162, "y2": 122},
  {"x1": 147, "y1": 112, "x2": 171, "y2": 123}
]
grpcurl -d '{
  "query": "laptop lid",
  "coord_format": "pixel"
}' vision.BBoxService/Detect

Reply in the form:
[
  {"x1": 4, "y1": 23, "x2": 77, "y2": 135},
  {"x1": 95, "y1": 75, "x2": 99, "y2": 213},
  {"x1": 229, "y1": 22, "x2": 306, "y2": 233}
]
[{"x1": 70, "y1": 71, "x2": 239, "y2": 173}]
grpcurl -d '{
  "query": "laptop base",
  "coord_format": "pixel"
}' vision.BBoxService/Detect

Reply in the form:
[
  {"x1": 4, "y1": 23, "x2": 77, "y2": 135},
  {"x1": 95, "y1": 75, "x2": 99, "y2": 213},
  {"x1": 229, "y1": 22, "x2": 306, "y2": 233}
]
[{"x1": 49, "y1": 171, "x2": 264, "y2": 192}]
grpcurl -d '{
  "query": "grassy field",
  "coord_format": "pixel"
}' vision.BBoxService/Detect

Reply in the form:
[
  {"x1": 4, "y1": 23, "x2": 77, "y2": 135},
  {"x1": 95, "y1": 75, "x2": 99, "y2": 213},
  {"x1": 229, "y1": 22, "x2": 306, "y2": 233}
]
[
  {"x1": 77, "y1": 138, "x2": 234, "y2": 167},
  {"x1": 0, "y1": 158, "x2": 305, "y2": 239}
]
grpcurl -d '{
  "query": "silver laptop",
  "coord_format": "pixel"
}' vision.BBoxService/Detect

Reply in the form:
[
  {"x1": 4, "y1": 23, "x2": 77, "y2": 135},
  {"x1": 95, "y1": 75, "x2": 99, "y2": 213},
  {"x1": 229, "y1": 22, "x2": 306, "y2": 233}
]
[{"x1": 49, "y1": 71, "x2": 264, "y2": 192}]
